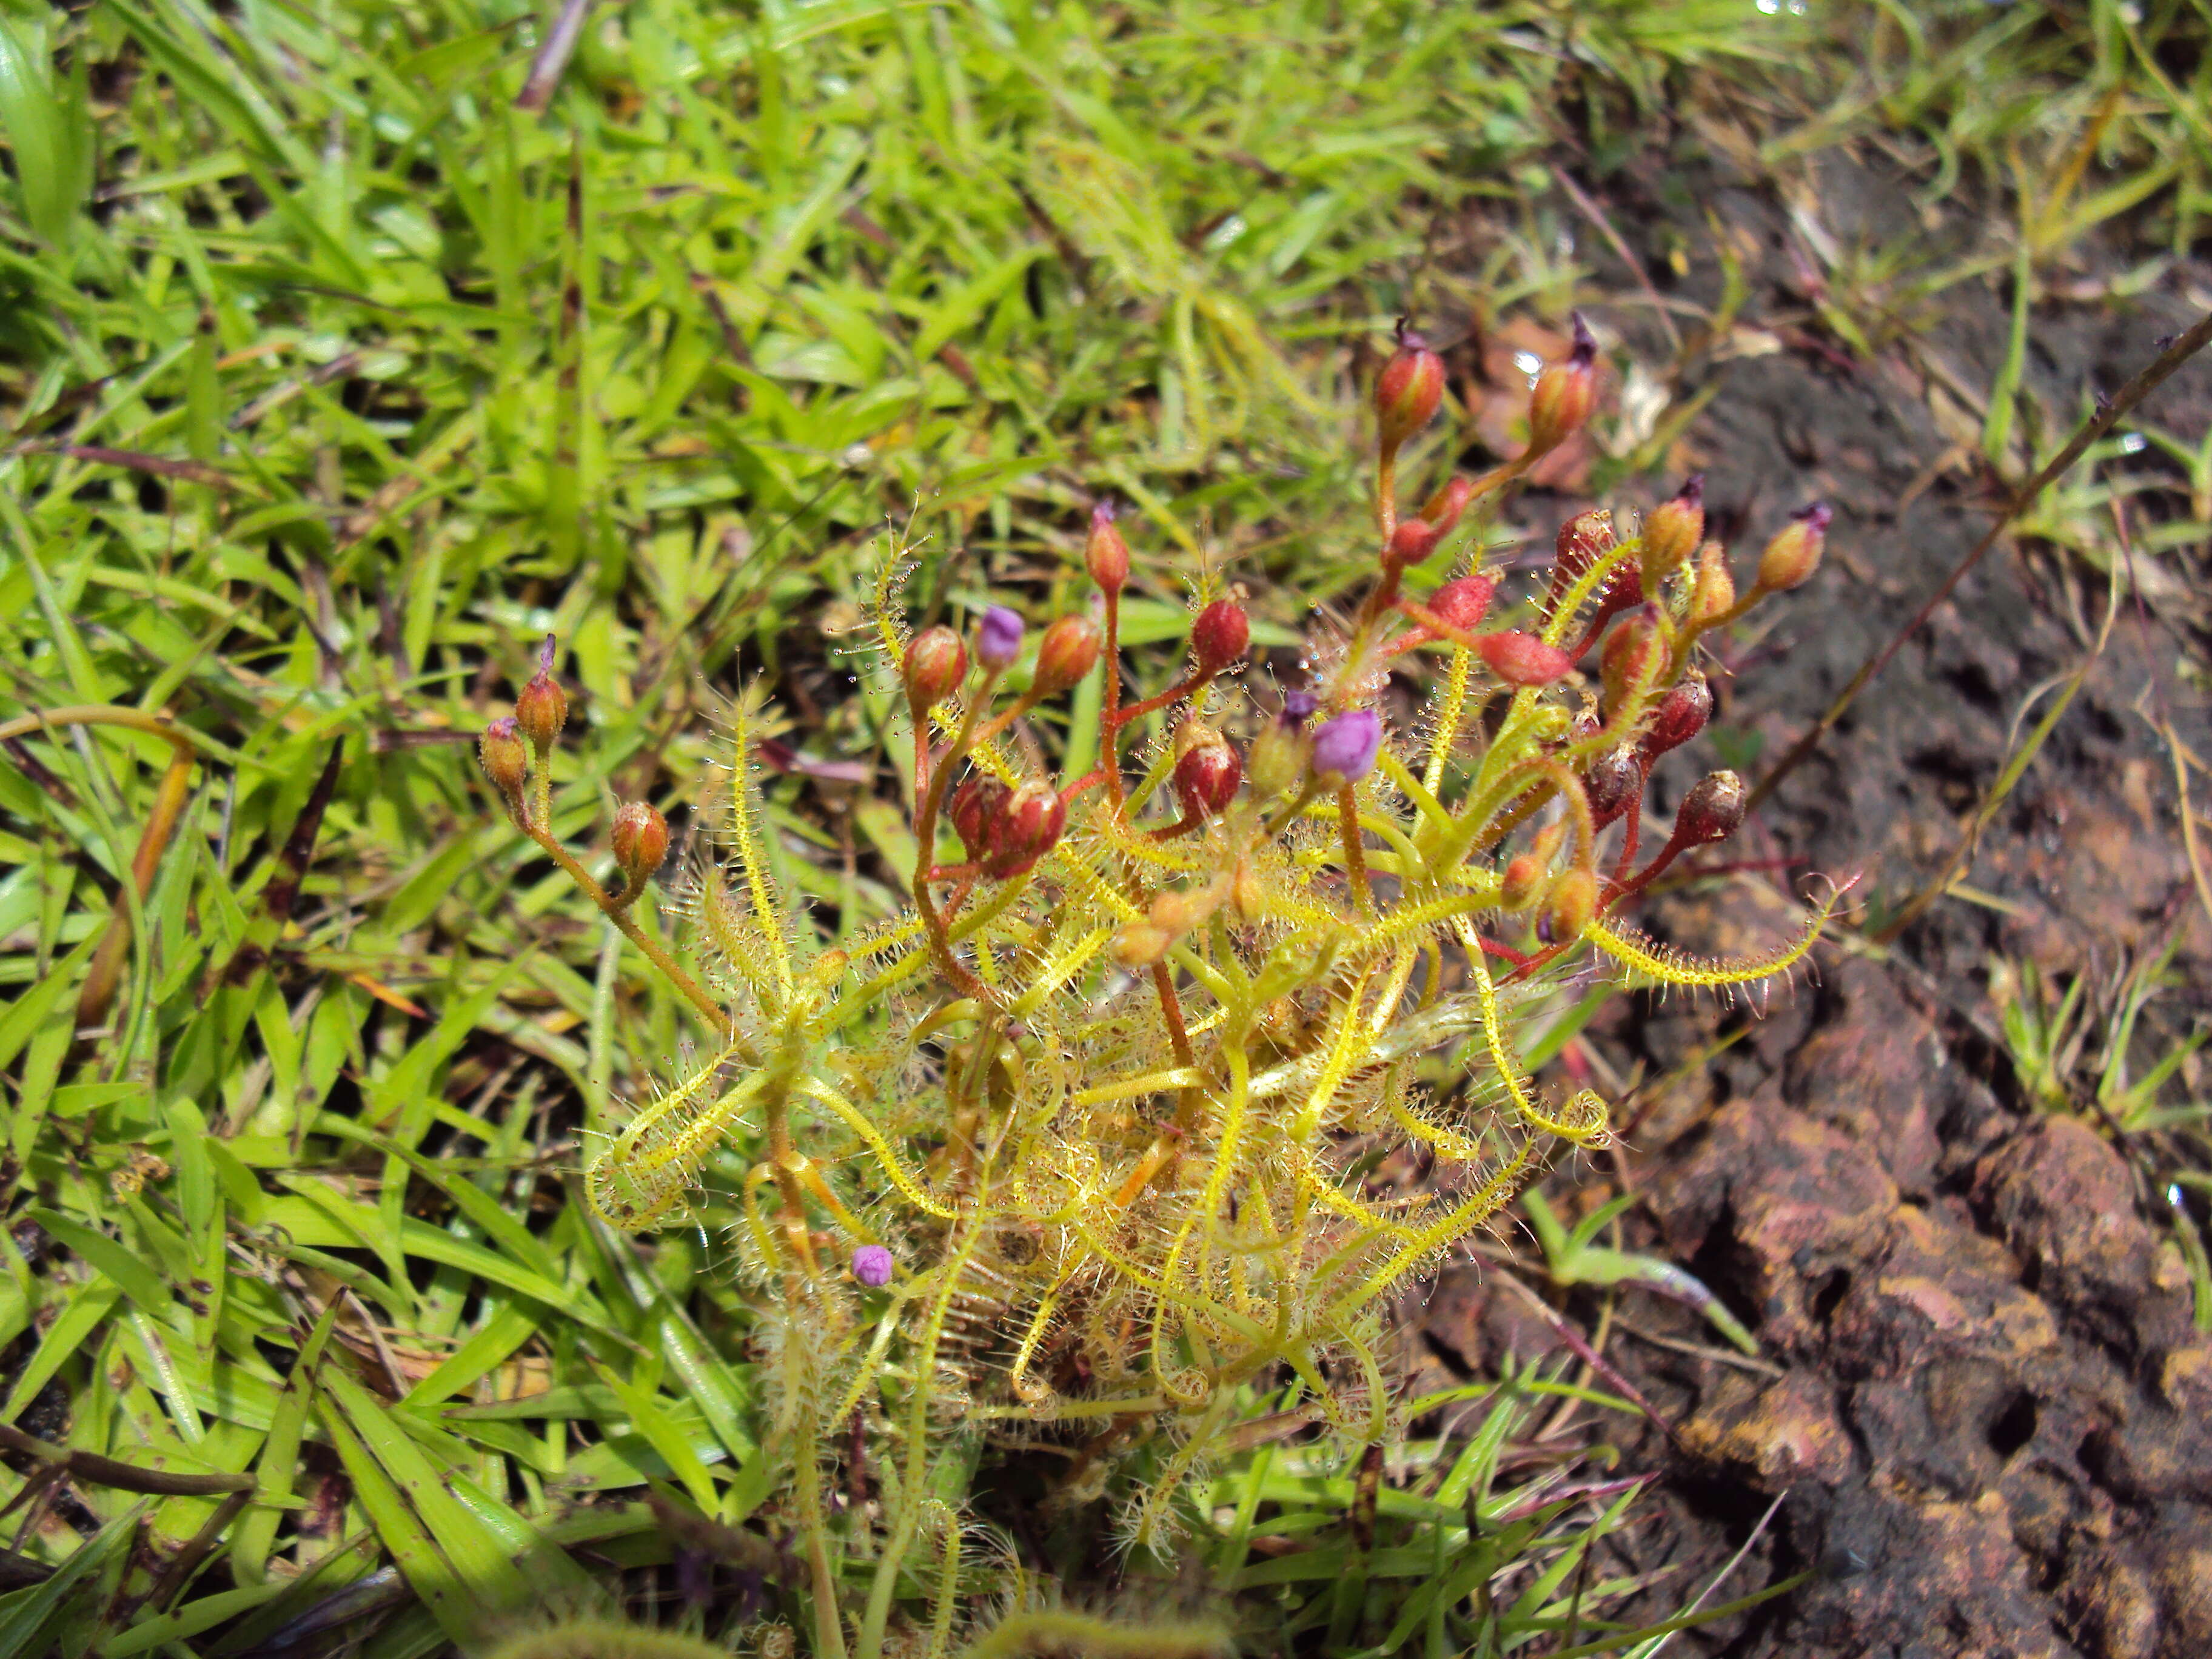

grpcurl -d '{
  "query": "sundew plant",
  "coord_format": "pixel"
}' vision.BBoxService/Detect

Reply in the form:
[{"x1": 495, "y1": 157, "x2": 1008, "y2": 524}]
[{"x1": 490, "y1": 322, "x2": 1840, "y2": 1659}]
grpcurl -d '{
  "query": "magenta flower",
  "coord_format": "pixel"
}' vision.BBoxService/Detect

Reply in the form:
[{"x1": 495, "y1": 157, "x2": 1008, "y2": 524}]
[
  {"x1": 976, "y1": 606, "x2": 1024, "y2": 671},
  {"x1": 1310, "y1": 709, "x2": 1383, "y2": 784},
  {"x1": 853, "y1": 1245, "x2": 894, "y2": 1287}
]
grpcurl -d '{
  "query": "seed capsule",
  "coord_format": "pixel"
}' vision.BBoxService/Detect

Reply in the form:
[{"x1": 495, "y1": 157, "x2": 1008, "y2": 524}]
[
  {"x1": 1173, "y1": 726, "x2": 1243, "y2": 818},
  {"x1": 1190, "y1": 600, "x2": 1250, "y2": 675},
  {"x1": 1583, "y1": 745, "x2": 1641, "y2": 827},
  {"x1": 611, "y1": 802, "x2": 670, "y2": 889},
  {"x1": 1598, "y1": 606, "x2": 1661, "y2": 717},
  {"x1": 1674, "y1": 769, "x2": 1748, "y2": 848},
  {"x1": 949, "y1": 774, "x2": 1010, "y2": 862},
  {"x1": 982, "y1": 780, "x2": 1066, "y2": 877},
  {"x1": 1641, "y1": 669, "x2": 1712, "y2": 763},
  {"x1": 478, "y1": 717, "x2": 528, "y2": 817}
]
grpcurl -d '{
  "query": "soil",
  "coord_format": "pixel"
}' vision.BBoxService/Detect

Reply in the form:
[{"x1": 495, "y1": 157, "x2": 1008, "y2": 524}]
[{"x1": 1409, "y1": 146, "x2": 2212, "y2": 1658}]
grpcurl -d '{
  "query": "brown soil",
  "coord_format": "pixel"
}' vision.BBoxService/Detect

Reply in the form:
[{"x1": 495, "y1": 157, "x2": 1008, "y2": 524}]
[{"x1": 1413, "y1": 147, "x2": 2212, "y2": 1658}]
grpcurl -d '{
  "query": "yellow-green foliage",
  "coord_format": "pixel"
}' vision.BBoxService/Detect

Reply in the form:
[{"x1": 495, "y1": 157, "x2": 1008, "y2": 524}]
[{"x1": 540, "y1": 334, "x2": 1835, "y2": 1656}]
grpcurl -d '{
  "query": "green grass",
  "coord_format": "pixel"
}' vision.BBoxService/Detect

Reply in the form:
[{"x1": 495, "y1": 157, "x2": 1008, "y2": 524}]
[{"x1": 0, "y1": 0, "x2": 2204, "y2": 1654}]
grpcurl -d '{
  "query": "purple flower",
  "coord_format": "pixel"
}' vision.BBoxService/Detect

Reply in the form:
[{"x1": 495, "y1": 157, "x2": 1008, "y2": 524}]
[
  {"x1": 976, "y1": 606, "x2": 1024, "y2": 671},
  {"x1": 1281, "y1": 689, "x2": 1320, "y2": 723},
  {"x1": 1309, "y1": 709, "x2": 1383, "y2": 784},
  {"x1": 852, "y1": 1244, "x2": 894, "y2": 1287}
]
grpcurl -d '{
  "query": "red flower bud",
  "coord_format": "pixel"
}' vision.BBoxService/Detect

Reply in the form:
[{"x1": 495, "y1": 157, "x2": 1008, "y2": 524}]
[
  {"x1": 1477, "y1": 629, "x2": 1574, "y2": 687},
  {"x1": 1549, "y1": 866, "x2": 1599, "y2": 939},
  {"x1": 1641, "y1": 668, "x2": 1712, "y2": 763},
  {"x1": 515, "y1": 635, "x2": 567, "y2": 756},
  {"x1": 1387, "y1": 517, "x2": 1441, "y2": 569},
  {"x1": 1376, "y1": 323, "x2": 1446, "y2": 453},
  {"x1": 949, "y1": 775, "x2": 1010, "y2": 863},
  {"x1": 1599, "y1": 607, "x2": 1661, "y2": 717},
  {"x1": 903, "y1": 625, "x2": 967, "y2": 712},
  {"x1": 611, "y1": 802, "x2": 670, "y2": 890},
  {"x1": 1638, "y1": 475, "x2": 1704, "y2": 590},
  {"x1": 1429, "y1": 575, "x2": 1495, "y2": 632},
  {"x1": 478, "y1": 717, "x2": 528, "y2": 818},
  {"x1": 1173, "y1": 726, "x2": 1243, "y2": 819},
  {"x1": 1085, "y1": 500, "x2": 1130, "y2": 594},
  {"x1": 1583, "y1": 745, "x2": 1641, "y2": 828},
  {"x1": 1526, "y1": 313, "x2": 1598, "y2": 457},
  {"x1": 1757, "y1": 503, "x2": 1831, "y2": 593},
  {"x1": 1674, "y1": 770, "x2": 1746, "y2": 848},
  {"x1": 1546, "y1": 508, "x2": 1617, "y2": 614},
  {"x1": 1190, "y1": 599, "x2": 1250, "y2": 675},
  {"x1": 1031, "y1": 614, "x2": 1102, "y2": 698},
  {"x1": 982, "y1": 780, "x2": 1067, "y2": 878}
]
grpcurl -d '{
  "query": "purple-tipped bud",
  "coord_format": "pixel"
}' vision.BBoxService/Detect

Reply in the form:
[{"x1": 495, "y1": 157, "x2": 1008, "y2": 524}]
[
  {"x1": 903, "y1": 626, "x2": 967, "y2": 712},
  {"x1": 478, "y1": 717, "x2": 528, "y2": 816},
  {"x1": 1190, "y1": 600, "x2": 1250, "y2": 675},
  {"x1": 976, "y1": 605, "x2": 1025, "y2": 672},
  {"x1": 1375, "y1": 323, "x2": 1447, "y2": 454},
  {"x1": 1281, "y1": 689, "x2": 1321, "y2": 723},
  {"x1": 1641, "y1": 669, "x2": 1712, "y2": 763},
  {"x1": 1639, "y1": 475, "x2": 1705, "y2": 589},
  {"x1": 1526, "y1": 313, "x2": 1598, "y2": 457},
  {"x1": 1674, "y1": 770, "x2": 1747, "y2": 848},
  {"x1": 1757, "y1": 503, "x2": 1831, "y2": 593},
  {"x1": 1085, "y1": 501, "x2": 1130, "y2": 594},
  {"x1": 852, "y1": 1244, "x2": 894, "y2": 1287},
  {"x1": 1032, "y1": 615, "x2": 1102, "y2": 697},
  {"x1": 515, "y1": 635, "x2": 568, "y2": 756},
  {"x1": 610, "y1": 802, "x2": 670, "y2": 890},
  {"x1": 1310, "y1": 709, "x2": 1384, "y2": 785}
]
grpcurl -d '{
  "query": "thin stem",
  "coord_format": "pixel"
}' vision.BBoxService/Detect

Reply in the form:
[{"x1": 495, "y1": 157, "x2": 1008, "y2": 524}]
[
  {"x1": 1338, "y1": 785, "x2": 1373, "y2": 916},
  {"x1": 524, "y1": 822, "x2": 728, "y2": 1032},
  {"x1": 1102, "y1": 588, "x2": 1125, "y2": 810}
]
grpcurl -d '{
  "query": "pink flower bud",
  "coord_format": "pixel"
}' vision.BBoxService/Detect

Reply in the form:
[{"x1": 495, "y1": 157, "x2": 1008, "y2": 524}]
[
  {"x1": 1387, "y1": 517, "x2": 1440, "y2": 569},
  {"x1": 1674, "y1": 770, "x2": 1746, "y2": 847},
  {"x1": 1190, "y1": 599, "x2": 1250, "y2": 675},
  {"x1": 1085, "y1": 501, "x2": 1129, "y2": 594},
  {"x1": 976, "y1": 605, "x2": 1024, "y2": 671},
  {"x1": 1526, "y1": 313, "x2": 1598, "y2": 457},
  {"x1": 1429, "y1": 575, "x2": 1495, "y2": 632},
  {"x1": 1757, "y1": 503, "x2": 1831, "y2": 593},
  {"x1": 852, "y1": 1244, "x2": 894, "y2": 1287},
  {"x1": 1173, "y1": 727, "x2": 1243, "y2": 819},
  {"x1": 1641, "y1": 669, "x2": 1712, "y2": 763},
  {"x1": 1476, "y1": 629, "x2": 1573, "y2": 686},
  {"x1": 611, "y1": 802, "x2": 670, "y2": 889},
  {"x1": 903, "y1": 626, "x2": 967, "y2": 712},
  {"x1": 1375, "y1": 323, "x2": 1446, "y2": 453},
  {"x1": 1031, "y1": 615, "x2": 1102, "y2": 698},
  {"x1": 1309, "y1": 709, "x2": 1383, "y2": 785}
]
